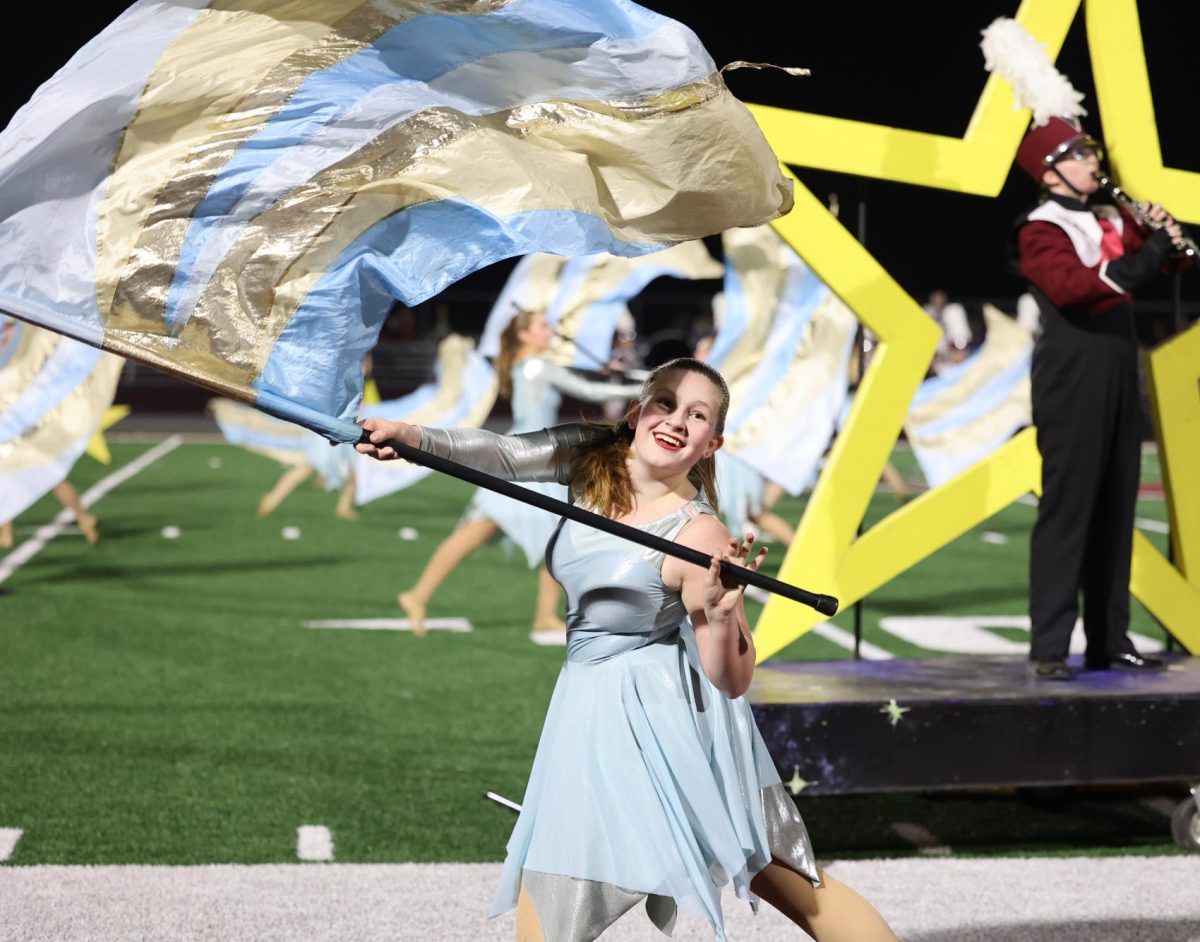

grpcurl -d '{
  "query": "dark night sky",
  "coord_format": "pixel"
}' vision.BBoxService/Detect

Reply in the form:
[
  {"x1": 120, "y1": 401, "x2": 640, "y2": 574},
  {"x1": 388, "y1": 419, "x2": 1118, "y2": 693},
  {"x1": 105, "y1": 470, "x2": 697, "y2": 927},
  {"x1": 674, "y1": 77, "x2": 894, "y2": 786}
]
[{"x1": 2, "y1": 1, "x2": 1196, "y2": 311}]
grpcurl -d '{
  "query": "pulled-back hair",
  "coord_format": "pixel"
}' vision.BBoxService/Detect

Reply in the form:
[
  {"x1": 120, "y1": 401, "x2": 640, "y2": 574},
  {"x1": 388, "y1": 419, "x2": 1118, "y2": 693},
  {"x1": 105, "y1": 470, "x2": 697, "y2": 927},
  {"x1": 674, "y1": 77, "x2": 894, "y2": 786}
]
[
  {"x1": 495, "y1": 308, "x2": 540, "y2": 400},
  {"x1": 570, "y1": 357, "x2": 730, "y2": 518}
]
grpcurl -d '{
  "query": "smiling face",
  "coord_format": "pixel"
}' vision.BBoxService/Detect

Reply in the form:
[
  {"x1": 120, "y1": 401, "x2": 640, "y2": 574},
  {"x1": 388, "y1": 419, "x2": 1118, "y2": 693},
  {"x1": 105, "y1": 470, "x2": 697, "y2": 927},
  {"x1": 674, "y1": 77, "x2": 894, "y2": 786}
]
[{"x1": 628, "y1": 368, "x2": 725, "y2": 478}]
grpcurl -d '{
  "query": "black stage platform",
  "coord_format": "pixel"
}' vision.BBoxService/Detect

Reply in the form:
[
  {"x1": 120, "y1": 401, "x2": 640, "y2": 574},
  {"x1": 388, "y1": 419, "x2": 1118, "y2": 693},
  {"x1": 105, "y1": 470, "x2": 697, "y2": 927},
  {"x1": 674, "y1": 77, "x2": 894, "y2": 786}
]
[{"x1": 750, "y1": 654, "x2": 1200, "y2": 797}]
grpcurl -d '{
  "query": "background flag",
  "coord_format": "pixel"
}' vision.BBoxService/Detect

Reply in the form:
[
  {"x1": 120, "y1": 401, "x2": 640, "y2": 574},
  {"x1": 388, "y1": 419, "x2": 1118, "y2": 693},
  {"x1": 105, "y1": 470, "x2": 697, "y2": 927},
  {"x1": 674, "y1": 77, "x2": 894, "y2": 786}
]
[
  {"x1": 354, "y1": 335, "x2": 499, "y2": 505},
  {"x1": 716, "y1": 227, "x2": 858, "y2": 496},
  {"x1": 0, "y1": 317, "x2": 123, "y2": 521},
  {"x1": 904, "y1": 305, "x2": 1033, "y2": 488}
]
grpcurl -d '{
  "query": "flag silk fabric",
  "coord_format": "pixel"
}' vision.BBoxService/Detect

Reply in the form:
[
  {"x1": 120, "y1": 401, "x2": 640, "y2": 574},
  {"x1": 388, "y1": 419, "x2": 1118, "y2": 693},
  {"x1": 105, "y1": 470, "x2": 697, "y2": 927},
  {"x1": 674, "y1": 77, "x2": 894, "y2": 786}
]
[
  {"x1": 479, "y1": 254, "x2": 570, "y2": 359},
  {"x1": 0, "y1": 317, "x2": 123, "y2": 521},
  {"x1": 714, "y1": 226, "x2": 857, "y2": 497},
  {"x1": 0, "y1": 0, "x2": 792, "y2": 444},
  {"x1": 545, "y1": 241, "x2": 722, "y2": 370},
  {"x1": 904, "y1": 304, "x2": 1033, "y2": 488},
  {"x1": 478, "y1": 241, "x2": 721, "y2": 367}
]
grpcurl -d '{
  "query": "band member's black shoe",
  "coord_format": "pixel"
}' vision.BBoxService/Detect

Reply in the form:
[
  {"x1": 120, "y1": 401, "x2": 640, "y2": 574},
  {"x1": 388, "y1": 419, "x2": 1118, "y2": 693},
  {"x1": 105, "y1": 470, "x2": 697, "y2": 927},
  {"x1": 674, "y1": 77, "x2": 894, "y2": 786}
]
[
  {"x1": 1032, "y1": 659, "x2": 1072, "y2": 681},
  {"x1": 1085, "y1": 652, "x2": 1166, "y2": 671}
]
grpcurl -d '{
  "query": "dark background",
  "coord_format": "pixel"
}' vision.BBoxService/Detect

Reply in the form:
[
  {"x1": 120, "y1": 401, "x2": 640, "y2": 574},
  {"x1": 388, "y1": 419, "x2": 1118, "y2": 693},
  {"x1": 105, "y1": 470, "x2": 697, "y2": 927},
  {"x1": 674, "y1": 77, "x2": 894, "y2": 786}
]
[{"x1": 3, "y1": 1, "x2": 1196, "y2": 399}]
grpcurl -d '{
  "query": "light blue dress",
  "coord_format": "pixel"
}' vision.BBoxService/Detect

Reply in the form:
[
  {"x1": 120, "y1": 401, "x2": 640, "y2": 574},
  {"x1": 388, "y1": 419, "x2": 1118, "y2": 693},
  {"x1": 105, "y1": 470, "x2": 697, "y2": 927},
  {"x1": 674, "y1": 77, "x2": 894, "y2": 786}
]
[
  {"x1": 466, "y1": 357, "x2": 641, "y2": 566},
  {"x1": 491, "y1": 497, "x2": 819, "y2": 940}
]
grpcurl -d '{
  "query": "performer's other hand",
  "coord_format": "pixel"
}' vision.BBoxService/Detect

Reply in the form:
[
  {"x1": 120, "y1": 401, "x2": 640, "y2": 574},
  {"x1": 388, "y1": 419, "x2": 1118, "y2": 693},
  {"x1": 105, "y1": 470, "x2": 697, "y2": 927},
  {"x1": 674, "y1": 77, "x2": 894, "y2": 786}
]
[
  {"x1": 704, "y1": 533, "x2": 768, "y2": 624},
  {"x1": 355, "y1": 417, "x2": 420, "y2": 460}
]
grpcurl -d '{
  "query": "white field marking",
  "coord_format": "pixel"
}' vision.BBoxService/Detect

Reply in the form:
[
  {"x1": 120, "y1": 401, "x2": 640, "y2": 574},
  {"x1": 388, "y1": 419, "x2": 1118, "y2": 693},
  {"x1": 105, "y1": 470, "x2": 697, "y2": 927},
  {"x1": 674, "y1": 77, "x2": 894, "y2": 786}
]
[
  {"x1": 296, "y1": 826, "x2": 334, "y2": 862},
  {"x1": 0, "y1": 828, "x2": 22, "y2": 861},
  {"x1": 484, "y1": 791, "x2": 522, "y2": 813},
  {"x1": 1017, "y1": 494, "x2": 1039, "y2": 507},
  {"x1": 1141, "y1": 796, "x2": 1180, "y2": 818},
  {"x1": 746, "y1": 585, "x2": 895, "y2": 658},
  {"x1": 1136, "y1": 517, "x2": 1169, "y2": 534},
  {"x1": 980, "y1": 531, "x2": 1008, "y2": 545},
  {"x1": 891, "y1": 822, "x2": 951, "y2": 857},
  {"x1": 812, "y1": 621, "x2": 895, "y2": 660},
  {"x1": 303, "y1": 618, "x2": 473, "y2": 633},
  {"x1": 0, "y1": 436, "x2": 182, "y2": 586},
  {"x1": 161, "y1": 526, "x2": 181, "y2": 540},
  {"x1": 878, "y1": 614, "x2": 1166, "y2": 656}
]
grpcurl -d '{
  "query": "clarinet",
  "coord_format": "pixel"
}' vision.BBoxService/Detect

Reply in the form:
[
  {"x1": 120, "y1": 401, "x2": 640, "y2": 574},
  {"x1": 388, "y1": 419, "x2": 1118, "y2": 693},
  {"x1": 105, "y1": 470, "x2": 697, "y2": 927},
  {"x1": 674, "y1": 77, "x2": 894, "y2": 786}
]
[{"x1": 1093, "y1": 174, "x2": 1198, "y2": 258}]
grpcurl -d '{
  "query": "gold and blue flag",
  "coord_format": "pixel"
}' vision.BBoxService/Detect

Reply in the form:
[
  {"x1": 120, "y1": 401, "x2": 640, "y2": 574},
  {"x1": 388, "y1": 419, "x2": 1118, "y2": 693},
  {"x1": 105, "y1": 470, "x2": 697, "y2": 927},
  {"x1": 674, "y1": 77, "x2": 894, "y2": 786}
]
[
  {"x1": 479, "y1": 242, "x2": 722, "y2": 367},
  {"x1": 0, "y1": 317, "x2": 123, "y2": 521},
  {"x1": 354, "y1": 334, "x2": 499, "y2": 504},
  {"x1": 0, "y1": 0, "x2": 791, "y2": 443},
  {"x1": 714, "y1": 226, "x2": 858, "y2": 497},
  {"x1": 904, "y1": 305, "x2": 1032, "y2": 488}
]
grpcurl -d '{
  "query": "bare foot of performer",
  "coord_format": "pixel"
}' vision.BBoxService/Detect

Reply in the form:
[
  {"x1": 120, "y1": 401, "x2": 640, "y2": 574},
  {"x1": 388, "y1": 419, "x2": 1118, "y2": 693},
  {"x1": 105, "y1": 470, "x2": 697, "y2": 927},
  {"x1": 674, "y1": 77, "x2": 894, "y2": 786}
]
[{"x1": 52, "y1": 481, "x2": 99, "y2": 545}]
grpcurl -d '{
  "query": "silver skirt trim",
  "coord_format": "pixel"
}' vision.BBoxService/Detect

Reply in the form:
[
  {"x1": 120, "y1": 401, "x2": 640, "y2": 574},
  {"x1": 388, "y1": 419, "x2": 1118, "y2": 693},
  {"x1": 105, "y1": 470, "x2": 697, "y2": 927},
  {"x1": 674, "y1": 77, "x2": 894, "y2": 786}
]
[{"x1": 521, "y1": 783, "x2": 817, "y2": 941}]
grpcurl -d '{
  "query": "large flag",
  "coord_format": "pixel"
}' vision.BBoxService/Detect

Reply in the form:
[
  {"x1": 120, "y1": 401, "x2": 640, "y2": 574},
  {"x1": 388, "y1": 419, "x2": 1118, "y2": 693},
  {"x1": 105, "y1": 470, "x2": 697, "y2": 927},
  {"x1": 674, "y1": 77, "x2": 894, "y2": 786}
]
[
  {"x1": 716, "y1": 226, "x2": 857, "y2": 496},
  {"x1": 354, "y1": 334, "x2": 498, "y2": 504},
  {"x1": 0, "y1": 317, "x2": 123, "y2": 521},
  {"x1": 0, "y1": 0, "x2": 791, "y2": 444},
  {"x1": 904, "y1": 304, "x2": 1033, "y2": 488}
]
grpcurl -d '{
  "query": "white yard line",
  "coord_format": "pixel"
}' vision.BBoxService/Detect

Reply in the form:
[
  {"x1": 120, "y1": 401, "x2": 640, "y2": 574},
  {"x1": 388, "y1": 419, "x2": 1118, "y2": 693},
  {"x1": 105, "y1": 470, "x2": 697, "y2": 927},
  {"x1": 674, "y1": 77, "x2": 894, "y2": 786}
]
[
  {"x1": 1135, "y1": 517, "x2": 1169, "y2": 534},
  {"x1": 812, "y1": 621, "x2": 895, "y2": 660},
  {"x1": 0, "y1": 437, "x2": 182, "y2": 585},
  {"x1": 303, "y1": 618, "x2": 473, "y2": 633},
  {"x1": 296, "y1": 826, "x2": 334, "y2": 863},
  {"x1": 0, "y1": 828, "x2": 22, "y2": 862},
  {"x1": 745, "y1": 586, "x2": 894, "y2": 658}
]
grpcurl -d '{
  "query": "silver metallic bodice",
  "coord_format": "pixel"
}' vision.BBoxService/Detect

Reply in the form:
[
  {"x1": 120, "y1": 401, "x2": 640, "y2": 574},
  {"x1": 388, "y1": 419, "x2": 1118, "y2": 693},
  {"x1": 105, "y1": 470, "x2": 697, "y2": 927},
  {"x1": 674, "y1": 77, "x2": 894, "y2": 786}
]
[{"x1": 548, "y1": 499, "x2": 712, "y2": 664}]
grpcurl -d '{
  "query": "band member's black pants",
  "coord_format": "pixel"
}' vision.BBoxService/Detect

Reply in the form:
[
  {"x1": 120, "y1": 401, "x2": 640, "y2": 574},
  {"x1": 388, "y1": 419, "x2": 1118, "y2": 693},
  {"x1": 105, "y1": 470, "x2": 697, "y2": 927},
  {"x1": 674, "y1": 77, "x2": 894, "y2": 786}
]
[{"x1": 1029, "y1": 303, "x2": 1141, "y2": 661}]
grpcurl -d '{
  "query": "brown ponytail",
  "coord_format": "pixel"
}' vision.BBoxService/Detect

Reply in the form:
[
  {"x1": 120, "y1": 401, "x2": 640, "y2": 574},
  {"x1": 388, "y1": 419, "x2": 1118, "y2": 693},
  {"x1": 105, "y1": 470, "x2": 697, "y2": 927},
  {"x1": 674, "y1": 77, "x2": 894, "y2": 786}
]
[{"x1": 494, "y1": 308, "x2": 540, "y2": 400}]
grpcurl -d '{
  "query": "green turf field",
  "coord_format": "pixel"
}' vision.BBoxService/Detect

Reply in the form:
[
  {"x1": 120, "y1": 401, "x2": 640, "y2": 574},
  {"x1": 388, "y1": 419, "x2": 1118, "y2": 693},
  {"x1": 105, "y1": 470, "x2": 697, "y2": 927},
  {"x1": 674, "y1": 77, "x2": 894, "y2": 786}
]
[{"x1": 0, "y1": 440, "x2": 1188, "y2": 865}]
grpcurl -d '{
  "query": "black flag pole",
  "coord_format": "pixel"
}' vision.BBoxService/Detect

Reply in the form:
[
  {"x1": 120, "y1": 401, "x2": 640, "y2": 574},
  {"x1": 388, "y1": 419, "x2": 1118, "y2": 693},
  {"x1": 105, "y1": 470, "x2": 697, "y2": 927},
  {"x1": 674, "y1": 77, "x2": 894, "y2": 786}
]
[{"x1": 367, "y1": 432, "x2": 839, "y2": 617}]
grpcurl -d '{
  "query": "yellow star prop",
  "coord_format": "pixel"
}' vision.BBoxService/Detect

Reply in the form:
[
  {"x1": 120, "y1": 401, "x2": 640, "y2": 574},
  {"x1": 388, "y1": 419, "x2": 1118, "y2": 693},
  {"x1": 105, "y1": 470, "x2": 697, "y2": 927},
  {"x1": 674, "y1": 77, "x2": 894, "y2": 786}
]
[
  {"x1": 1087, "y1": 0, "x2": 1200, "y2": 223},
  {"x1": 85, "y1": 404, "x2": 130, "y2": 466},
  {"x1": 751, "y1": 0, "x2": 1200, "y2": 658}
]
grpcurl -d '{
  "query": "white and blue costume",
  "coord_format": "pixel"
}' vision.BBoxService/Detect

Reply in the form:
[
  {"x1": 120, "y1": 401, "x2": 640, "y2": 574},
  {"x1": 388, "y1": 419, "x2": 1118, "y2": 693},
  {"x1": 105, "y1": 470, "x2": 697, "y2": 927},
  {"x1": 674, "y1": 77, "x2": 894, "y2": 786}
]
[{"x1": 419, "y1": 423, "x2": 819, "y2": 941}]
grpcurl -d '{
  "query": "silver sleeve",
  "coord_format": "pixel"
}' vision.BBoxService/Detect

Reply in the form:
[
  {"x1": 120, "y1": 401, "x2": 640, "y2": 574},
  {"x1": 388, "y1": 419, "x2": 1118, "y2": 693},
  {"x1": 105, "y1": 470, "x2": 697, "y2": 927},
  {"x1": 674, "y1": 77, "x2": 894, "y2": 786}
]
[
  {"x1": 417, "y1": 423, "x2": 613, "y2": 484},
  {"x1": 542, "y1": 361, "x2": 644, "y2": 404}
]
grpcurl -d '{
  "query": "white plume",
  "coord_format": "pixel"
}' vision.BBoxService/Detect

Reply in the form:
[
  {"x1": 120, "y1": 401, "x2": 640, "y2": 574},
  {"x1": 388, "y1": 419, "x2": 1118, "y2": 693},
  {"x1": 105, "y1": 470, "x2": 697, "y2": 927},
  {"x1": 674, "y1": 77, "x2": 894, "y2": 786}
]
[{"x1": 980, "y1": 17, "x2": 1085, "y2": 127}]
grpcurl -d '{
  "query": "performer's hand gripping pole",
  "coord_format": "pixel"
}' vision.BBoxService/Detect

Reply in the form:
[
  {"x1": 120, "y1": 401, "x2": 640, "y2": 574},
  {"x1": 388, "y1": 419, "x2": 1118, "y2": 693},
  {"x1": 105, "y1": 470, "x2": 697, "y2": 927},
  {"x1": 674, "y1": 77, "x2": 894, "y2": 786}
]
[{"x1": 363, "y1": 431, "x2": 839, "y2": 616}]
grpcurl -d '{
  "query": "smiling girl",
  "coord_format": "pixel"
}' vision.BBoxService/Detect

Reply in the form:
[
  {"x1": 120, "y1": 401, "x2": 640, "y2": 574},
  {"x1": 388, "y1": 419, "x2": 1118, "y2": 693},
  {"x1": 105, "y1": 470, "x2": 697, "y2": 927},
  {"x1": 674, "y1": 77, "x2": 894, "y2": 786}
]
[{"x1": 358, "y1": 358, "x2": 895, "y2": 941}]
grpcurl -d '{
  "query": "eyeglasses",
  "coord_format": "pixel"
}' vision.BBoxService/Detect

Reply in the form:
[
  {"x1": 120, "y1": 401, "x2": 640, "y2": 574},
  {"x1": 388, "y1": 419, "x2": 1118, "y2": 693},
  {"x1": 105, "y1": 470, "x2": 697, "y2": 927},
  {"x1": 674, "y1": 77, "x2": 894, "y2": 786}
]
[{"x1": 1062, "y1": 143, "x2": 1103, "y2": 163}]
